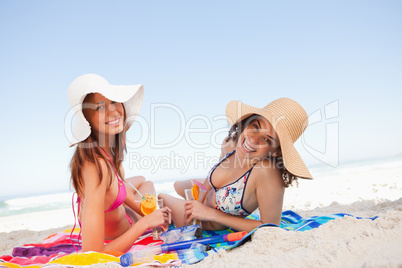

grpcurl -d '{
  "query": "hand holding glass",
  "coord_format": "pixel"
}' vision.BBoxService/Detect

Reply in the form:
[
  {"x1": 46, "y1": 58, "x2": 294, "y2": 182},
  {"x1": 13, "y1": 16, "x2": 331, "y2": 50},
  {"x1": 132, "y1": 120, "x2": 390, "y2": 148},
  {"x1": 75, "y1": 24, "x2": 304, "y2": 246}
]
[
  {"x1": 152, "y1": 199, "x2": 166, "y2": 240},
  {"x1": 184, "y1": 188, "x2": 206, "y2": 226}
]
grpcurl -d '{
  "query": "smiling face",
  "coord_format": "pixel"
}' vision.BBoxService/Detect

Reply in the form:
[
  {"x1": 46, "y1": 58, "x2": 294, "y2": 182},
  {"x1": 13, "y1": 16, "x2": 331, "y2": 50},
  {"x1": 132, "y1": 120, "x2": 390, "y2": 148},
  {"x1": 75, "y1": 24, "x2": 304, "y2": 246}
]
[
  {"x1": 82, "y1": 93, "x2": 125, "y2": 140},
  {"x1": 235, "y1": 115, "x2": 281, "y2": 163}
]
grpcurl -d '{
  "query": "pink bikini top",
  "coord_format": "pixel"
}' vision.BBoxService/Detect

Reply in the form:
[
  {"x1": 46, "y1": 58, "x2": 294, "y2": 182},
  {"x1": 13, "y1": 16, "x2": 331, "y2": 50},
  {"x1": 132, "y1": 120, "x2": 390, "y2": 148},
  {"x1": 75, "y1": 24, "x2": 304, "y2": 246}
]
[
  {"x1": 101, "y1": 148, "x2": 127, "y2": 212},
  {"x1": 76, "y1": 148, "x2": 127, "y2": 212}
]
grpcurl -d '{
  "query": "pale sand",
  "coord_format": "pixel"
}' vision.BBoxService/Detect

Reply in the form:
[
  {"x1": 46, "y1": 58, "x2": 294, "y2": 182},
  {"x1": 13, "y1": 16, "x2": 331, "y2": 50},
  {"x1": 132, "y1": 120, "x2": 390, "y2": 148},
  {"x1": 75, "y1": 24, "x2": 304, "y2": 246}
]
[
  {"x1": 188, "y1": 159, "x2": 402, "y2": 268},
  {"x1": 1, "y1": 159, "x2": 402, "y2": 267},
  {"x1": 0, "y1": 208, "x2": 74, "y2": 256},
  {"x1": 190, "y1": 198, "x2": 402, "y2": 268},
  {"x1": 0, "y1": 226, "x2": 69, "y2": 256},
  {"x1": 1, "y1": 199, "x2": 401, "y2": 267}
]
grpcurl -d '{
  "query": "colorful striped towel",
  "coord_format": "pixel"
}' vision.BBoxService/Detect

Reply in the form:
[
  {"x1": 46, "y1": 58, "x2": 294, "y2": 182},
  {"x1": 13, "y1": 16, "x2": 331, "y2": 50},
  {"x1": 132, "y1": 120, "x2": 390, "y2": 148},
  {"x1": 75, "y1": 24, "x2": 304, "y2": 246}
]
[{"x1": 0, "y1": 210, "x2": 377, "y2": 267}]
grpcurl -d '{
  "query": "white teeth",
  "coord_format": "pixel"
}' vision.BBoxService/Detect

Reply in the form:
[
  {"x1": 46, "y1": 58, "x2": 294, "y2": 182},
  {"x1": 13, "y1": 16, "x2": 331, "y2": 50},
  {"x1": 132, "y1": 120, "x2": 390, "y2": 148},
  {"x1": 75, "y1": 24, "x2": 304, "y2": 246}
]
[
  {"x1": 243, "y1": 140, "x2": 255, "y2": 152},
  {"x1": 106, "y1": 118, "x2": 119, "y2": 125}
]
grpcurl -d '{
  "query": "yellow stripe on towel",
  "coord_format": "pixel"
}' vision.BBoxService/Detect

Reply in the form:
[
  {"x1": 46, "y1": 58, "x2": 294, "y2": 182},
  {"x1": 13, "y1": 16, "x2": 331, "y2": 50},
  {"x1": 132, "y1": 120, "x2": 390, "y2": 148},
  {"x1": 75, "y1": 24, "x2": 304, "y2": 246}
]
[
  {"x1": 154, "y1": 253, "x2": 179, "y2": 263},
  {"x1": 0, "y1": 263, "x2": 23, "y2": 268},
  {"x1": 48, "y1": 252, "x2": 119, "y2": 265},
  {"x1": 62, "y1": 228, "x2": 80, "y2": 233}
]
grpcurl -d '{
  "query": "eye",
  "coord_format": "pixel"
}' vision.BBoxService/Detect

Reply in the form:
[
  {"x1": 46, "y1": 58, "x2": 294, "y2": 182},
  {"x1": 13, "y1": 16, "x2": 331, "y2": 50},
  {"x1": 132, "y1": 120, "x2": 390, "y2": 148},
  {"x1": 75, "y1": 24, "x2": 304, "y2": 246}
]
[
  {"x1": 265, "y1": 138, "x2": 272, "y2": 145},
  {"x1": 253, "y1": 123, "x2": 259, "y2": 131},
  {"x1": 95, "y1": 105, "x2": 105, "y2": 111}
]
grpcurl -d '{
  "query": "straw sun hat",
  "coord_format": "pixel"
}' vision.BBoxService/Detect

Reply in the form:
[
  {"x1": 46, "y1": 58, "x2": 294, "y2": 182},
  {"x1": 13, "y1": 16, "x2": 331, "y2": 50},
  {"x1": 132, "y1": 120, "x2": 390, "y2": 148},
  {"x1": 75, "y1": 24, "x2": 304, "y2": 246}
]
[
  {"x1": 67, "y1": 74, "x2": 144, "y2": 146},
  {"x1": 225, "y1": 98, "x2": 312, "y2": 179}
]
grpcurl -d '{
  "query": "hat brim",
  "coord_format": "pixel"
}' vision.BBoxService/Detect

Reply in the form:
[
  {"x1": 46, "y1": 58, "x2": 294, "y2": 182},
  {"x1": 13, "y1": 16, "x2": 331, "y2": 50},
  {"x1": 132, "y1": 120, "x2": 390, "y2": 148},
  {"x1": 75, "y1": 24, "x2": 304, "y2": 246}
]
[
  {"x1": 69, "y1": 84, "x2": 144, "y2": 146},
  {"x1": 226, "y1": 100, "x2": 312, "y2": 180}
]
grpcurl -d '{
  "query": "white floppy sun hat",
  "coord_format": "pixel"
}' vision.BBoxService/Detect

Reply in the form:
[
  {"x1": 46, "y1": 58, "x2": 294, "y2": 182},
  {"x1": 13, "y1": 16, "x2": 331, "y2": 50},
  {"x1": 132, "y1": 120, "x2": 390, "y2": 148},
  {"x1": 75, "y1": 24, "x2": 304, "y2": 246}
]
[
  {"x1": 225, "y1": 98, "x2": 312, "y2": 180},
  {"x1": 67, "y1": 73, "x2": 144, "y2": 146}
]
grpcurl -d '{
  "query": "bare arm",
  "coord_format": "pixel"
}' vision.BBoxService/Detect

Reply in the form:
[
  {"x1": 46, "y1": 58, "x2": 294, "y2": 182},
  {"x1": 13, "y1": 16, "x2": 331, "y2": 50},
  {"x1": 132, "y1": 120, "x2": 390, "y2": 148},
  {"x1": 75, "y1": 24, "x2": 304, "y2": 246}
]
[
  {"x1": 102, "y1": 210, "x2": 168, "y2": 252},
  {"x1": 81, "y1": 161, "x2": 107, "y2": 252},
  {"x1": 255, "y1": 164, "x2": 284, "y2": 226},
  {"x1": 185, "y1": 162, "x2": 285, "y2": 232},
  {"x1": 80, "y1": 161, "x2": 169, "y2": 252},
  {"x1": 186, "y1": 203, "x2": 263, "y2": 232}
]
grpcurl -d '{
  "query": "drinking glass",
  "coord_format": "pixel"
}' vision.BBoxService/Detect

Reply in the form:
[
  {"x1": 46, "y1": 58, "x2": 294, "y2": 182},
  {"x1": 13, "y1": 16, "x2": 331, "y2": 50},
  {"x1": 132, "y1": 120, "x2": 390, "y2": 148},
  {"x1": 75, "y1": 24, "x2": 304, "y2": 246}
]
[
  {"x1": 184, "y1": 189, "x2": 205, "y2": 226},
  {"x1": 152, "y1": 199, "x2": 165, "y2": 240}
]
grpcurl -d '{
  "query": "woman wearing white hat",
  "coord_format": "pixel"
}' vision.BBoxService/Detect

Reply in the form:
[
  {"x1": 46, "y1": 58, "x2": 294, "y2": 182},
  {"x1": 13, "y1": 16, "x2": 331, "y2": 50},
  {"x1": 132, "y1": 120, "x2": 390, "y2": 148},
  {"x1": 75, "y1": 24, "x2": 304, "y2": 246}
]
[
  {"x1": 67, "y1": 74, "x2": 171, "y2": 252},
  {"x1": 159, "y1": 98, "x2": 312, "y2": 232}
]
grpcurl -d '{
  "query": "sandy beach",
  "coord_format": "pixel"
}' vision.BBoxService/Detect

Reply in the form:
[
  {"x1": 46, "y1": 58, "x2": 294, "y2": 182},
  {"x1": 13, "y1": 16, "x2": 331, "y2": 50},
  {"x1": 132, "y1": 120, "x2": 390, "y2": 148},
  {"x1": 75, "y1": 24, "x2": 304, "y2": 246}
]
[
  {"x1": 1, "y1": 0, "x2": 401, "y2": 267},
  {"x1": 193, "y1": 198, "x2": 402, "y2": 268},
  {"x1": 1, "y1": 157, "x2": 402, "y2": 267}
]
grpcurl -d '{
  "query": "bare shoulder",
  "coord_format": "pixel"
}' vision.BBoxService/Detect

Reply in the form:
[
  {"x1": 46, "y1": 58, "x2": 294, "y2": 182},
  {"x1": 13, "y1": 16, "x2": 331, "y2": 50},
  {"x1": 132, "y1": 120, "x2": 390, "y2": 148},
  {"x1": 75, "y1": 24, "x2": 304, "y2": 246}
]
[
  {"x1": 251, "y1": 159, "x2": 284, "y2": 188},
  {"x1": 81, "y1": 158, "x2": 110, "y2": 187}
]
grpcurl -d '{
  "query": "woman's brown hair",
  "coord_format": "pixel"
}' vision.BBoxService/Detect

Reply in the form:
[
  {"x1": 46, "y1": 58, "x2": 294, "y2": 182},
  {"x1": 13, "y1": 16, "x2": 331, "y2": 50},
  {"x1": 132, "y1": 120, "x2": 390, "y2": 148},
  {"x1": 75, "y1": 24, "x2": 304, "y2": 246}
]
[
  {"x1": 225, "y1": 114, "x2": 297, "y2": 187},
  {"x1": 70, "y1": 93, "x2": 127, "y2": 198}
]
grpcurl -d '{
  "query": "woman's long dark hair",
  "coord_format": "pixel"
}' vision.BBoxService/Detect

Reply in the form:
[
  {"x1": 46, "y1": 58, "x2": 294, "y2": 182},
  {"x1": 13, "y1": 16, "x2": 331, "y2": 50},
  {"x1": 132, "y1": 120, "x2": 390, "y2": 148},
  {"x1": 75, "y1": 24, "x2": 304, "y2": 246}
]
[
  {"x1": 70, "y1": 93, "x2": 127, "y2": 198},
  {"x1": 225, "y1": 114, "x2": 297, "y2": 187}
]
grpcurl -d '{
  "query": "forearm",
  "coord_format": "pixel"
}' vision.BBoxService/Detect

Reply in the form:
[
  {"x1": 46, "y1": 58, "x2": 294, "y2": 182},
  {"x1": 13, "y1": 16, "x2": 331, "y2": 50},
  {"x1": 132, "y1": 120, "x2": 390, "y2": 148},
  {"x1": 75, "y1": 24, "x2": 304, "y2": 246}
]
[
  {"x1": 102, "y1": 218, "x2": 149, "y2": 252},
  {"x1": 206, "y1": 207, "x2": 263, "y2": 232}
]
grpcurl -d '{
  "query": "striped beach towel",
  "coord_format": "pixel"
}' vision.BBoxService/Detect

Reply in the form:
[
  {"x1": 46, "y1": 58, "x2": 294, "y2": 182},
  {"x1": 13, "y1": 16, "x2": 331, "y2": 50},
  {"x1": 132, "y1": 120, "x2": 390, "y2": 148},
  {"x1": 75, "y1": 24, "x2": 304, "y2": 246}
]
[{"x1": 0, "y1": 210, "x2": 377, "y2": 267}]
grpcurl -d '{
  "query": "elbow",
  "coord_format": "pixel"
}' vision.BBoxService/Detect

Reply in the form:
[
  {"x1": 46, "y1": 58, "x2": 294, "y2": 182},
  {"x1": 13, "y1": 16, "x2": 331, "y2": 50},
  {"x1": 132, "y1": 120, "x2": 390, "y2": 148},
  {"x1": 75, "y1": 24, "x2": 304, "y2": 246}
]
[
  {"x1": 81, "y1": 236, "x2": 106, "y2": 253},
  {"x1": 246, "y1": 221, "x2": 264, "y2": 233},
  {"x1": 239, "y1": 220, "x2": 271, "y2": 233}
]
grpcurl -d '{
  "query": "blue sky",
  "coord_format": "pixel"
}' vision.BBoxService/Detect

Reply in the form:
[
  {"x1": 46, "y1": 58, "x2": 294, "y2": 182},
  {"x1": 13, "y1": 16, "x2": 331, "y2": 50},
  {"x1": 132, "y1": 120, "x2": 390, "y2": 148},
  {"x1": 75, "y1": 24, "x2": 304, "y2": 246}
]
[{"x1": 0, "y1": 1, "x2": 401, "y2": 197}]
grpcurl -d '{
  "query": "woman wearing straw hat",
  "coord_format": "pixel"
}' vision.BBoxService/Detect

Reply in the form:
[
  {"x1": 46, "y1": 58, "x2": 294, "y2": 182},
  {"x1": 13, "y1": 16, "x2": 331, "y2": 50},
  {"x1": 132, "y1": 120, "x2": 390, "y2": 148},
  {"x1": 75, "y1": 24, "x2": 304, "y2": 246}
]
[
  {"x1": 67, "y1": 74, "x2": 171, "y2": 252},
  {"x1": 159, "y1": 98, "x2": 312, "y2": 232}
]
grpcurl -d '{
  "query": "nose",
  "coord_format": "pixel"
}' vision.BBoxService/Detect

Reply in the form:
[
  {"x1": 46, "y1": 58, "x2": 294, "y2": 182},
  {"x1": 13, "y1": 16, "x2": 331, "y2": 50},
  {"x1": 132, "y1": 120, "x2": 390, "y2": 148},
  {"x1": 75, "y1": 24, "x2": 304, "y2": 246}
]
[
  {"x1": 247, "y1": 132, "x2": 266, "y2": 147},
  {"x1": 248, "y1": 132, "x2": 260, "y2": 145}
]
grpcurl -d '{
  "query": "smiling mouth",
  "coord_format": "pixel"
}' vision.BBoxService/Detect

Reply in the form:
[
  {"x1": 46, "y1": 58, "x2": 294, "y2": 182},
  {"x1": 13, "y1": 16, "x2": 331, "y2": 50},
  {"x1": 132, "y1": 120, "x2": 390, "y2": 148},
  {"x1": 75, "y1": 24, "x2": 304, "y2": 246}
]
[
  {"x1": 106, "y1": 117, "x2": 120, "y2": 125},
  {"x1": 243, "y1": 139, "x2": 256, "y2": 152}
]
